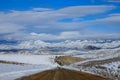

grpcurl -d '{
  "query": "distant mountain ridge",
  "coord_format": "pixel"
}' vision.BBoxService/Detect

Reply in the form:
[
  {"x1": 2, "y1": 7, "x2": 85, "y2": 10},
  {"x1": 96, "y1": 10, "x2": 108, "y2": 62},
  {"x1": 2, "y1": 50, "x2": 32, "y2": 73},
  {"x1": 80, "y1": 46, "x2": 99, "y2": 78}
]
[
  {"x1": 0, "y1": 39, "x2": 120, "y2": 50},
  {"x1": 0, "y1": 40, "x2": 18, "y2": 45}
]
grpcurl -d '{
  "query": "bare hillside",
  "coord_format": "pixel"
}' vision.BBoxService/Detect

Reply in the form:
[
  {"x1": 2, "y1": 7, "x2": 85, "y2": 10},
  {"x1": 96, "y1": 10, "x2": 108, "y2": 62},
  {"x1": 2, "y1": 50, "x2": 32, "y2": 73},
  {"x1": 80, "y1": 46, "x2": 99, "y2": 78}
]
[{"x1": 54, "y1": 56, "x2": 85, "y2": 66}]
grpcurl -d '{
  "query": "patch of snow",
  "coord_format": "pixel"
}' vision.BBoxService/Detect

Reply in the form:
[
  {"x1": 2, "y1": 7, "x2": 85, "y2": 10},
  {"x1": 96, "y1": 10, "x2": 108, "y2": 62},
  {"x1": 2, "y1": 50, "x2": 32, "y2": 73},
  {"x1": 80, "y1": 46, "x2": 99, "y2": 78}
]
[
  {"x1": 0, "y1": 66, "x2": 55, "y2": 80},
  {"x1": 102, "y1": 61, "x2": 120, "y2": 70},
  {"x1": 0, "y1": 54, "x2": 58, "y2": 66},
  {"x1": 0, "y1": 54, "x2": 60, "y2": 80}
]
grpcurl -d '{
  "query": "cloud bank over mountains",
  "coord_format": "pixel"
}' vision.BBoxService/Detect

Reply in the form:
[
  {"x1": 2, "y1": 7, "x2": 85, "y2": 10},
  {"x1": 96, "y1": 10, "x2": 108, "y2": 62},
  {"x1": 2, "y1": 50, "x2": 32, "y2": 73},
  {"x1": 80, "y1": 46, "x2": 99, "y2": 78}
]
[{"x1": 0, "y1": 5, "x2": 120, "y2": 41}]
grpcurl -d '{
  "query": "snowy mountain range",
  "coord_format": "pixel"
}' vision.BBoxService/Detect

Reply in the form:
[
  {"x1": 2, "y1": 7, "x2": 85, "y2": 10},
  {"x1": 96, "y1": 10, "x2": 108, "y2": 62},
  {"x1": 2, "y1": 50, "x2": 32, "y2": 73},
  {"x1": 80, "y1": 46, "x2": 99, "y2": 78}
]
[
  {"x1": 0, "y1": 39, "x2": 120, "y2": 50},
  {"x1": 0, "y1": 39, "x2": 120, "y2": 56}
]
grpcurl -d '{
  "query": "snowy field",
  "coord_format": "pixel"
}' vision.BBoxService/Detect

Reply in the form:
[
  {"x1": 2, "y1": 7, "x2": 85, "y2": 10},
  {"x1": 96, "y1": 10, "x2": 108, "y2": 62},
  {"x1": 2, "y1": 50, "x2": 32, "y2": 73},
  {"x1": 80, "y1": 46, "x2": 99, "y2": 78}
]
[
  {"x1": 0, "y1": 54, "x2": 59, "y2": 80},
  {"x1": 0, "y1": 54, "x2": 58, "y2": 65},
  {"x1": 0, "y1": 40, "x2": 120, "y2": 80},
  {"x1": 0, "y1": 64, "x2": 53, "y2": 80}
]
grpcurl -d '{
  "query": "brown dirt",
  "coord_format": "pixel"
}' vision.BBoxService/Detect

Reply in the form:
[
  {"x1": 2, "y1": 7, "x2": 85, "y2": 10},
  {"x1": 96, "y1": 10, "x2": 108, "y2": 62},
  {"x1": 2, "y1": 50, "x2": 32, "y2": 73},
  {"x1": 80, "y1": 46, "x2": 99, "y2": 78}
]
[
  {"x1": 54, "y1": 56, "x2": 85, "y2": 66},
  {"x1": 0, "y1": 60, "x2": 25, "y2": 65},
  {"x1": 16, "y1": 67, "x2": 113, "y2": 80}
]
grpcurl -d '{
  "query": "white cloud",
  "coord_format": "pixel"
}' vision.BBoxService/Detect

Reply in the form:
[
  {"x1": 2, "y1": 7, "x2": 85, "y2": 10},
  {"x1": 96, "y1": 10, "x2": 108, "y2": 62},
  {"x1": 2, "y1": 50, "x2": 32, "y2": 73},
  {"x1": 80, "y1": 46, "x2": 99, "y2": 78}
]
[
  {"x1": 2, "y1": 31, "x2": 120, "y2": 41},
  {"x1": 0, "y1": 23, "x2": 25, "y2": 34},
  {"x1": 30, "y1": 32, "x2": 57, "y2": 40},
  {"x1": 29, "y1": 31, "x2": 120, "y2": 41},
  {"x1": 59, "y1": 31, "x2": 80, "y2": 39},
  {"x1": 0, "y1": 5, "x2": 115, "y2": 30},
  {"x1": 57, "y1": 6, "x2": 115, "y2": 18},
  {"x1": 0, "y1": 5, "x2": 119, "y2": 41},
  {"x1": 30, "y1": 31, "x2": 81, "y2": 40},
  {"x1": 3, "y1": 32, "x2": 28, "y2": 40},
  {"x1": 32, "y1": 8, "x2": 53, "y2": 12},
  {"x1": 88, "y1": 13, "x2": 120, "y2": 26}
]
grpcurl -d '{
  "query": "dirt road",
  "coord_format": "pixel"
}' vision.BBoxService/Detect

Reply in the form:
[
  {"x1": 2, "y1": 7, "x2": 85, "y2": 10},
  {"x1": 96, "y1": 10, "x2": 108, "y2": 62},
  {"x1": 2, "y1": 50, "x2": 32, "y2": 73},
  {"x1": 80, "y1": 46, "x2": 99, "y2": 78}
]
[{"x1": 16, "y1": 67, "x2": 113, "y2": 80}]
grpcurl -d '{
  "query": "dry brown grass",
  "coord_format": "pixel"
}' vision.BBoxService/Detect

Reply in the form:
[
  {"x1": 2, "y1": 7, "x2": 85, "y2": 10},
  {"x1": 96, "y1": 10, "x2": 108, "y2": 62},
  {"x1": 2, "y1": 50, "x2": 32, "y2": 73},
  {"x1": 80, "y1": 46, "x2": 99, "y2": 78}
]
[
  {"x1": 0, "y1": 60, "x2": 25, "y2": 65},
  {"x1": 54, "y1": 56, "x2": 85, "y2": 66},
  {"x1": 16, "y1": 67, "x2": 113, "y2": 80}
]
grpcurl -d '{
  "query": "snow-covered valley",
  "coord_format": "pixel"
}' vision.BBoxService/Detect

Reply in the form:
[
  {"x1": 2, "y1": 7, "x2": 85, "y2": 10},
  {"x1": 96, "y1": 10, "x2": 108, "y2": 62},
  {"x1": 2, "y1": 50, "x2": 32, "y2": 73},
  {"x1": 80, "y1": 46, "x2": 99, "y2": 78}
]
[
  {"x1": 0, "y1": 40, "x2": 120, "y2": 80},
  {"x1": 0, "y1": 54, "x2": 59, "y2": 80}
]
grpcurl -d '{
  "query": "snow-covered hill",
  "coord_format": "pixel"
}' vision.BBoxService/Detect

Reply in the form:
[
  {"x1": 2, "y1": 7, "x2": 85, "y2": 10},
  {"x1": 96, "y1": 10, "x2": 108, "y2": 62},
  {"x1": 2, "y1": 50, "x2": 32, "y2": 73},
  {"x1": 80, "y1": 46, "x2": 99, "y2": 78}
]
[
  {"x1": 0, "y1": 40, "x2": 120, "y2": 50},
  {"x1": 0, "y1": 40, "x2": 120, "y2": 57},
  {"x1": 0, "y1": 39, "x2": 119, "y2": 80},
  {"x1": 0, "y1": 54, "x2": 58, "y2": 80}
]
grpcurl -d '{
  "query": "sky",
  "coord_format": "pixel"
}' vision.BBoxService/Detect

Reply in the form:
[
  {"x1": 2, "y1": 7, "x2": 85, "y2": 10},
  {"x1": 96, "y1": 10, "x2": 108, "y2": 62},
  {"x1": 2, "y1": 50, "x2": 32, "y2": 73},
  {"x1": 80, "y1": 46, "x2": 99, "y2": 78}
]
[{"x1": 0, "y1": 0, "x2": 120, "y2": 41}]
